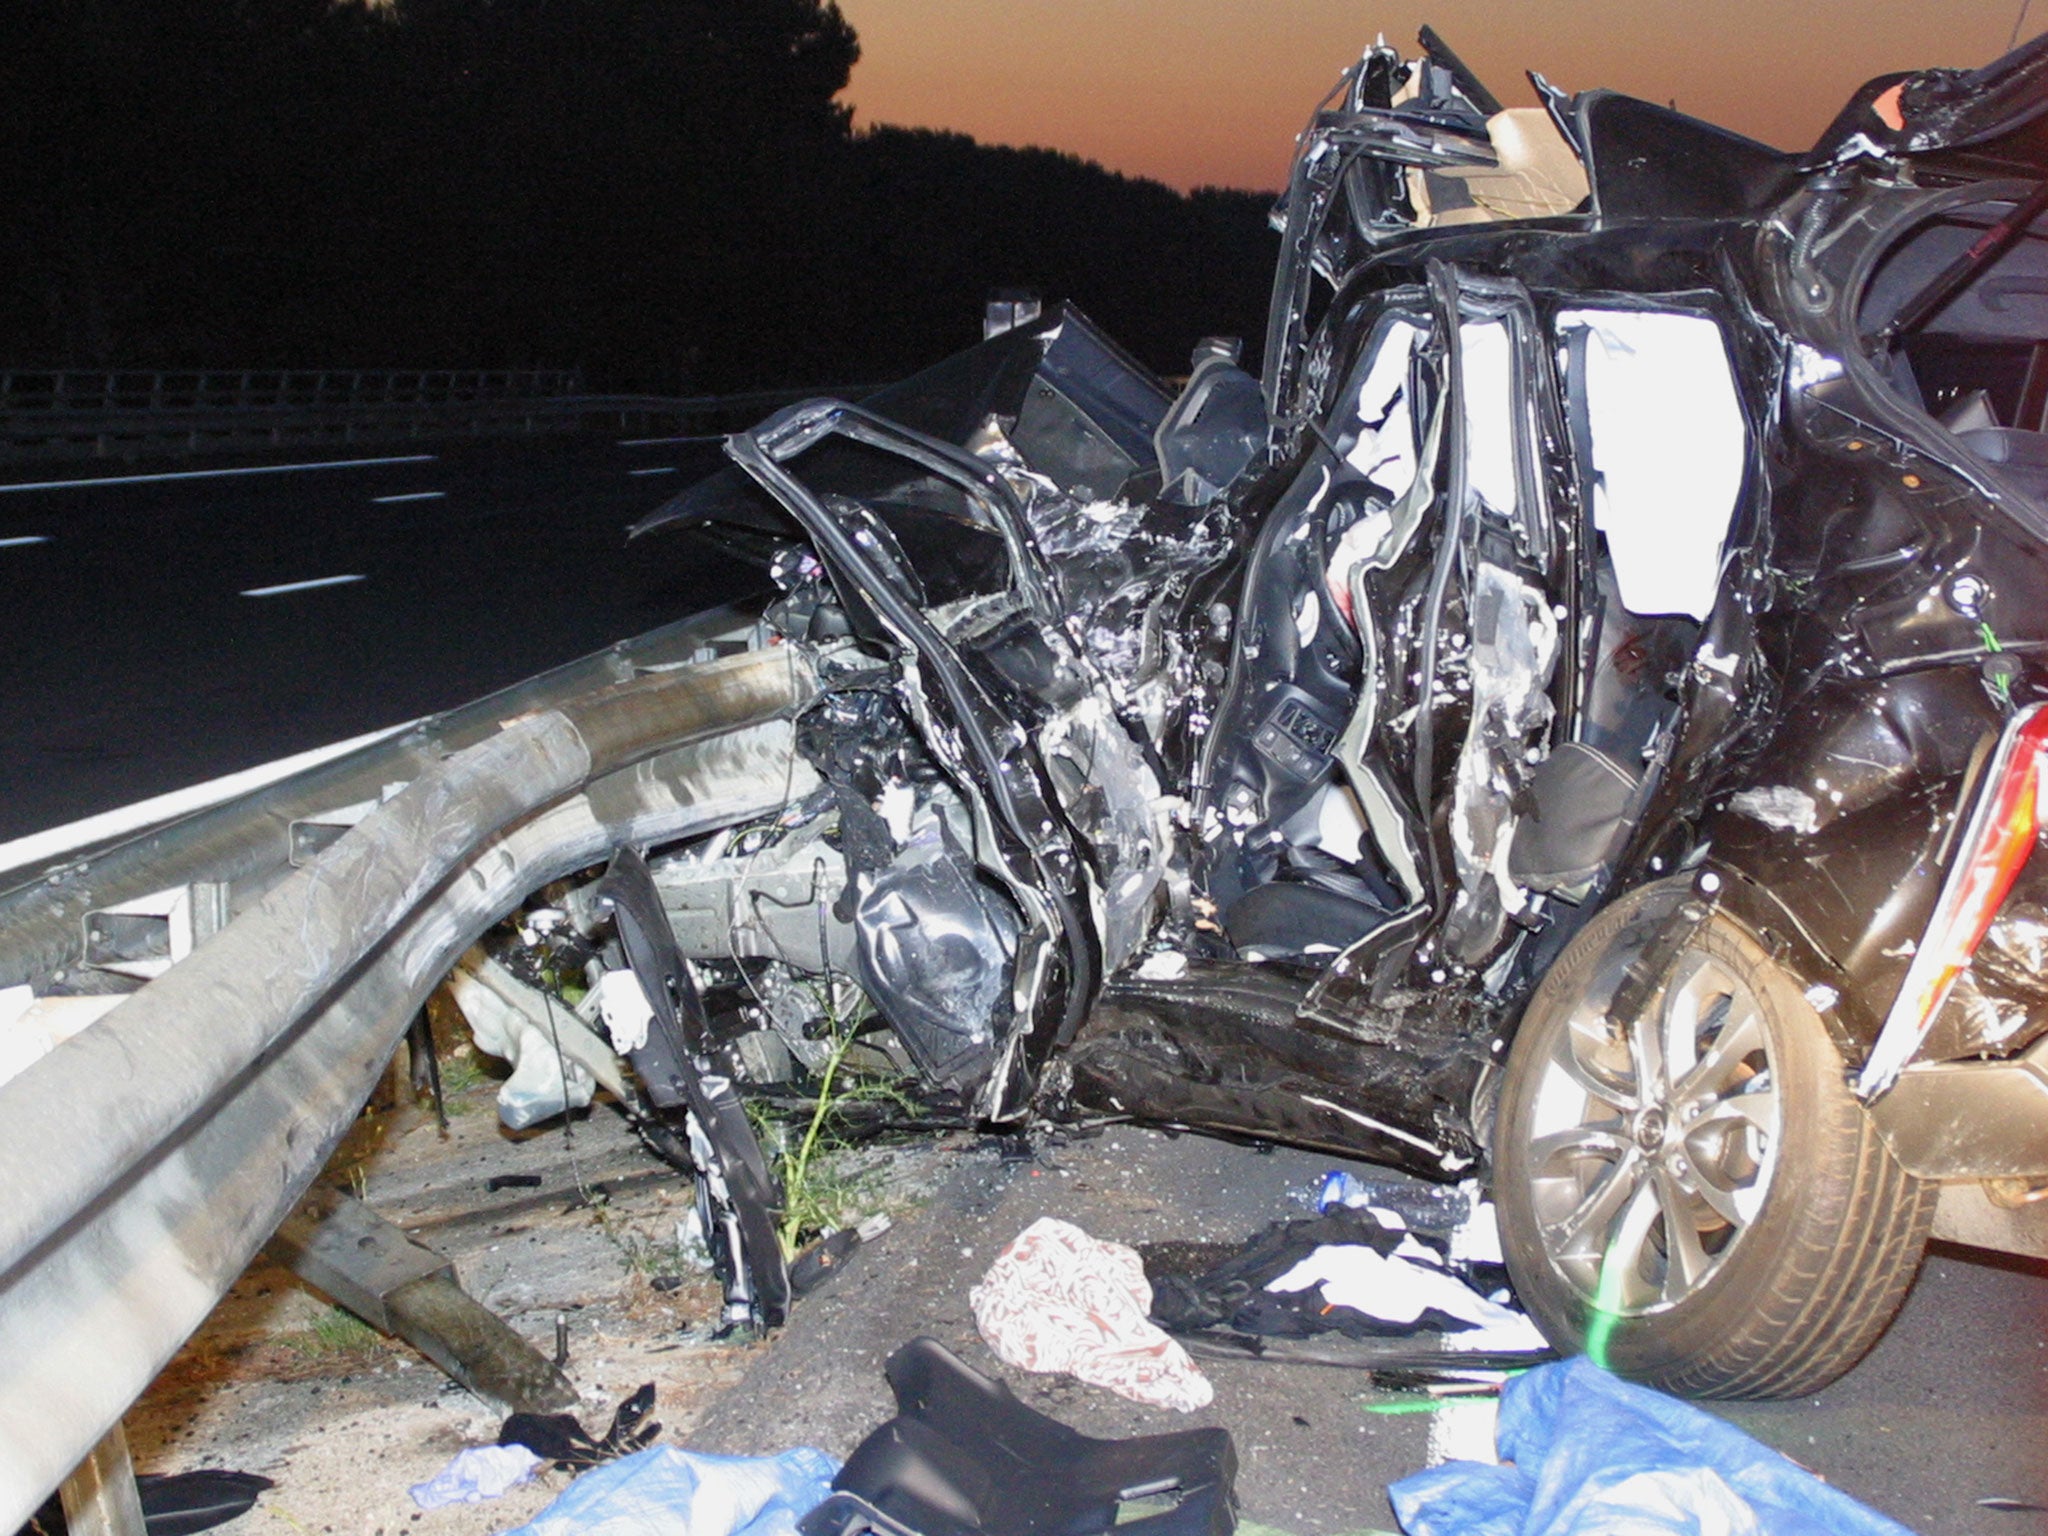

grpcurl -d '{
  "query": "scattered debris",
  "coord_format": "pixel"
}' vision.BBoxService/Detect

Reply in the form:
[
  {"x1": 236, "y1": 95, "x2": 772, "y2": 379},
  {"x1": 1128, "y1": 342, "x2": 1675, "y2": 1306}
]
[
  {"x1": 504, "y1": 1444, "x2": 839, "y2": 1536},
  {"x1": 267, "y1": 1186, "x2": 578, "y2": 1412},
  {"x1": 1388, "y1": 1357, "x2": 1918, "y2": 1536},
  {"x1": 500, "y1": 1383, "x2": 661, "y2": 1472},
  {"x1": 408, "y1": 1444, "x2": 543, "y2": 1509},
  {"x1": 445, "y1": 946, "x2": 622, "y2": 1131},
  {"x1": 1171, "y1": 1333, "x2": 1551, "y2": 1374},
  {"x1": 972, "y1": 1217, "x2": 1213, "y2": 1413},
  {"x1": 801, "y1": 1338, "x2": 1236, "y2": 1536},
  {"x1": 1266, "y1": 1246, "x2": 1544, "y2": 1354},
  {"x1": 23, "y1": 1470, "x2": 275, "y2": 1536},
  {"x1": 1147, "y1": 1206, "x2": 1544, "y2": 1359},
  {"x1": 788, "y1": 1229, "x2": 862, "y2": 1300}
]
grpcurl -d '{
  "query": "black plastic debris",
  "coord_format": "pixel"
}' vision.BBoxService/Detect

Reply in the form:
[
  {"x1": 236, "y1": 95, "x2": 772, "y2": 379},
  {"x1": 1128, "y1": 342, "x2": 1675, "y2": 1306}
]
[
  {"x1": 1142, "y1": 1209, "x2": 1551, "y2": 1372},
  {"x1": 788, "y1": 1227, "x2": 865, "y2": 1300},
  {"x1": 1147, "y1": 1208, "x2": 1502, "y2": 1340},
  {"x1": 23, "y1": 1471, "x2": 274, "y2": 1536},
  {"x1": 138, "y1": 1472, "x2": 275, "y2": 1536},
  {"x1": 1175, "y1": 1331, "x2": 1549, "y2": 1373},
  {"x1": 596, "y1": 846, "x2": 790, "y2": 1330},
  {"x1": 799, "y1": 1337, "x2": 1236, "y2": 1536},
  {"x1": 487, "y1": 1174, "x2": 544, "y2": 1192},
  {"x1": 500, "y1": 1382, "x2": 659, "y2": 1471}
]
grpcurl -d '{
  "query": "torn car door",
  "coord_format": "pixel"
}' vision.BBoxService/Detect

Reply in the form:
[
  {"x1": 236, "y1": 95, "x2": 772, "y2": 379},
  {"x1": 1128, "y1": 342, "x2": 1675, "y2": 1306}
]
[
  {"x1": 1200, "y1": 265, "x2": 1575, "y2": 1008},
  {"x1": 726, "y1": 400, "x2": 1105, "y2": 1119}
]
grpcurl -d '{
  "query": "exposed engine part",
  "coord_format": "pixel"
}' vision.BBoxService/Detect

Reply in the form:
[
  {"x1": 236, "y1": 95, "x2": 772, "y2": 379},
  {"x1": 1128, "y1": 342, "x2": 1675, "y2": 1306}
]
[
  {"x1": 649, "y1": 799, "x2": 853, "y2": 973},
  {"x1": 739, "y1": 964, "x2": 868, "y2": 1075}
]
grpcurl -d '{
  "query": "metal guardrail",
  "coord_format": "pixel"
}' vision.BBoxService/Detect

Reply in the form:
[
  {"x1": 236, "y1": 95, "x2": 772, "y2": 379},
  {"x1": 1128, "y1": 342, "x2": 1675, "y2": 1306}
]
[
  {"x1": 0, "y1": 635, "x2": 818, "y2": 1530},
  {"x1": 0, "y1": 371, "x2": 884, "y2": 463},
  {"x1": 0, "y1": 368, "x2": 585, "y2": 414}
]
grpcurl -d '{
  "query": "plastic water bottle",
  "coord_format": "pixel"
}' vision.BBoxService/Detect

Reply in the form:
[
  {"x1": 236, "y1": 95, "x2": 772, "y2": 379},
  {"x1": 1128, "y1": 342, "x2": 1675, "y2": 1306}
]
[{"x1": 1317, "y1": 1169, "x2": 1369, "y2": 1213}]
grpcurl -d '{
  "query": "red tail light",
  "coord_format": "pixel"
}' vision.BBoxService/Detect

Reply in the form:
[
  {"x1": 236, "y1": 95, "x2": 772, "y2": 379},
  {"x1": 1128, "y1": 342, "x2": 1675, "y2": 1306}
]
[{"x1": 1861, "y1": 703, "x2": 2048, "y2": 1095}]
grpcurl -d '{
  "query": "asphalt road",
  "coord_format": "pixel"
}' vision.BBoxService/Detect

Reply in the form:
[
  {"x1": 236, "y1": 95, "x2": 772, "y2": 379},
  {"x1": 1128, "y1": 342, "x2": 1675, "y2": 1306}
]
[
  {"x1": 0, "y1": 431, "x2": 746, "y2": 841},
  {"x1": 698, "y1": 1128, "x2": 2048, "y2": 1536}
]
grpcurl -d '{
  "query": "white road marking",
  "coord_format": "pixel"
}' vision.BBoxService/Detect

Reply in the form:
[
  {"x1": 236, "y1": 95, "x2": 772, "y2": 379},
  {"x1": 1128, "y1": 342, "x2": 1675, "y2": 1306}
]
[
  {"x1": 0, "y1": 453, "x2": 436, "y2": 494},
  {"x1": 627, "y1": 465, "x2": 678, "y2": 476},
  {"x1": 0, "y1": 721, "x2": 419, "y2": 880},
  {"x1": 0, "y1": 535, "x2": 50, "y2": 547},
  {"x1": 372, "y1": 490, "x2": 445, "y2": 504},
  {"x1": 617, "y1": 433, "x2": 726, "y2": 446},
  {"x1": 240, "y1": 574, "x2": 366, "y2": 598}
]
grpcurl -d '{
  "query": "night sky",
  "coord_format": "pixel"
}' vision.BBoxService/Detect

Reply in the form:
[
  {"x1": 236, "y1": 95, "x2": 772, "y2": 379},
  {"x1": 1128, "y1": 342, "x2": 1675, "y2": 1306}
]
[{"x1": 839, "y1": 0, "x2": 2034, "y2": 191}]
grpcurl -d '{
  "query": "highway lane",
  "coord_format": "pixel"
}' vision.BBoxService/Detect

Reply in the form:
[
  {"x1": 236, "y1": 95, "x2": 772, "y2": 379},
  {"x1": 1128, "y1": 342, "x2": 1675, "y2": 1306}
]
[{"x1": 0, "y1": 432, "x2": 748, "y2": 841}]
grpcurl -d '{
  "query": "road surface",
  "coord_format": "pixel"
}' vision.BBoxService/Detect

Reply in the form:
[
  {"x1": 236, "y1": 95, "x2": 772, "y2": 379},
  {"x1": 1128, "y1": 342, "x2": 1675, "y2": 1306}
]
[
  {"x1": 698, "y1": 1127, "x2": 2048, "y2": 1536},
  {"x1": 0, "y1": 432, "x2": 744, "y2": 841}
]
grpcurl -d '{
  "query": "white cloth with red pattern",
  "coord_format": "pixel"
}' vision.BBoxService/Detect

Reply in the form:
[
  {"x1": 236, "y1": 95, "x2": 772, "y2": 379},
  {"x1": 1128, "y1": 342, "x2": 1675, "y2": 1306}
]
[{"x1": 969, "y1": 1216, "x2": 1213, "y2": 1413}]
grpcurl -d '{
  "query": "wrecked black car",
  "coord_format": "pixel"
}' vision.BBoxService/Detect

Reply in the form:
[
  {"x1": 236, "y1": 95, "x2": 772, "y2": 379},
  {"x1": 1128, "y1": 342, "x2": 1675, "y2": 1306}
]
[{"x1": 9, "y1": 26, "x2": 2048, "y2": 1515}]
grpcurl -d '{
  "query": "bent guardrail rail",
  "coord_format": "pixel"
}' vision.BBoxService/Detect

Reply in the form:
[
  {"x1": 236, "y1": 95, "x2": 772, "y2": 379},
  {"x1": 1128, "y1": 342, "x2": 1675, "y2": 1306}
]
[
  {"x1": 0, "y1": 632, "x2": 818, "y2": 1528},
  {"x1": 0, "y1": 370, "x2": 884, "y2": 461}
]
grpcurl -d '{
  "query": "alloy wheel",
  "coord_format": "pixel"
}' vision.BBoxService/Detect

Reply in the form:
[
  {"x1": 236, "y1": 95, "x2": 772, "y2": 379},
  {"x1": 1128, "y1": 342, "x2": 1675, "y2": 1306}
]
[{"x1": 1522, "y1": 946, "x2": 1783, "y2": 1315}]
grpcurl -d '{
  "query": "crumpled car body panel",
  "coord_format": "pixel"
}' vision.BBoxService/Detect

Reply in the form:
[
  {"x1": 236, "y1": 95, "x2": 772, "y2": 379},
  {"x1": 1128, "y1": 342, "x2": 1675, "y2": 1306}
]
[{"x1": 13, "y1": 24, "x2": 2048, "y2": 1523}]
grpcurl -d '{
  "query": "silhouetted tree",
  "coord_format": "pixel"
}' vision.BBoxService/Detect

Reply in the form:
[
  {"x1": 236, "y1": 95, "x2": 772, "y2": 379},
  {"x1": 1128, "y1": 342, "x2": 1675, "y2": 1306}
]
[{"x1": 2, "y1": 0, "x2": 1276, "y2": 391}]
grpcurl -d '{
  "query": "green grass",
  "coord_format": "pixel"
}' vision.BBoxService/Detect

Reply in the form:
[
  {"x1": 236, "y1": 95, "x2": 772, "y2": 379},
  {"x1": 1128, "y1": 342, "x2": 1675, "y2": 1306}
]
[
  {"x1": 743, "y1": 984, "x2": 917, "y2": 1255},
  {"x1": 436, "y1": 1047, "x2": 491, "y2": 1096},
  {"x1": 586, "y1": 1192, "x2": 671, "y2": 1280},
  {"x1": 417, "y1": 1041, "x2": 494, "y2": 1117},
  {"x1": 279, "y1": 1306, "x2": 382, "y2": 1360}
]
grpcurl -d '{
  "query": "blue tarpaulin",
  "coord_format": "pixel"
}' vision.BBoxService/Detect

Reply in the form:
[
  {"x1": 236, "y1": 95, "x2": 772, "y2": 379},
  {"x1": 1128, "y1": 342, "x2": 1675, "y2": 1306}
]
[
  {"x1": 1389, "y1": 1357, "x2": 1918, "y2": 1536},
  {"x1": 501, "y1": 1445, "x2": 838, "y2": 1536}
]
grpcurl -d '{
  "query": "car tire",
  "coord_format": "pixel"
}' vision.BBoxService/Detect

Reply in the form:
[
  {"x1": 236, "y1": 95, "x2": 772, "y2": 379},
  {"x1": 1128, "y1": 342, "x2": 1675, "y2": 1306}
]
[{"x1": 1494, "y1": 880, "x2": 1936, "y2": 1398}]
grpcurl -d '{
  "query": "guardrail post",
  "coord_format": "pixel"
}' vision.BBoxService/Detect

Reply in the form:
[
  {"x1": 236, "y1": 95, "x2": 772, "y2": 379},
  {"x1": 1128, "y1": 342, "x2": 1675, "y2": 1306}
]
[{"x1": 57, "y1": 1424, "x2": 146, "y2": 1536}]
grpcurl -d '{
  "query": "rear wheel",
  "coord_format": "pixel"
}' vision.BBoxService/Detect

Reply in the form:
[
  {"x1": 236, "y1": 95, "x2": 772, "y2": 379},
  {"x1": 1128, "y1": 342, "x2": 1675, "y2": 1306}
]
[{"x1": 1494, "y1": 881, "x2": 1936, "y2": 1398}]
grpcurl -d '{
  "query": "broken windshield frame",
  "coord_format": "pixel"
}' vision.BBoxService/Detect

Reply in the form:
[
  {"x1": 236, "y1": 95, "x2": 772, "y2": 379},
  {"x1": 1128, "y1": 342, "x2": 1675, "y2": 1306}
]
[
  {"x1": 1261, "y1": 34, "x2": 1588, "y2": 449},
  {"x1": 726, "y1": 401, "x2": 1103, "y2": 1114}
]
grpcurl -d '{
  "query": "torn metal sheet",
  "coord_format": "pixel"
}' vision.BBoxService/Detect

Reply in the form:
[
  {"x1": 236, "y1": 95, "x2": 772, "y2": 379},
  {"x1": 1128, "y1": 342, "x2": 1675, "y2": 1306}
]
[
  {"x1": 1444, "y1": 563, "x2": 1558, "y2": 961},
  {"x1": 21, "y1": 25, "x2": 2048, "y2": 1504}
]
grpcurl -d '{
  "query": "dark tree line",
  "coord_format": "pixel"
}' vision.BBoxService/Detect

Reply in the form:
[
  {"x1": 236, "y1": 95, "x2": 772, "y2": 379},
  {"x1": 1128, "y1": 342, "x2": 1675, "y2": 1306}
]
[{"x1": 3, "y1": 0, "x2": 1279, "y2": 391}]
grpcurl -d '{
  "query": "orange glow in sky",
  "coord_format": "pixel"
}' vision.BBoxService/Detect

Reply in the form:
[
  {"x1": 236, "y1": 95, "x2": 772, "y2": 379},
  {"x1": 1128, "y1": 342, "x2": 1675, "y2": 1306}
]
[{"x1": 838, "y1": 1, "x2": 2031, "y2": 191}]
